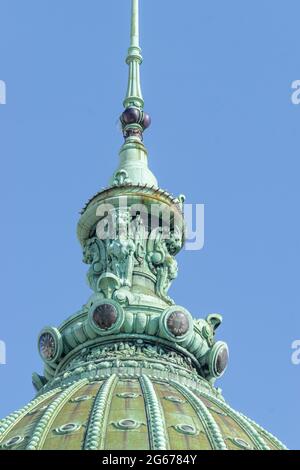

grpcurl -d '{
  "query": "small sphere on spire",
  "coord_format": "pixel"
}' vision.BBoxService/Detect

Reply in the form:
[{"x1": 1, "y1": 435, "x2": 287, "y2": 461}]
[
  {"x1": 142, "y1": 112, "x2": 151, "y2": 129},
  {"x1": 121, "y1": 107, "x2": 141, "y2": 125},
  {"x1": 121, "y1": 106, "x2": 151, "y2": 129}
]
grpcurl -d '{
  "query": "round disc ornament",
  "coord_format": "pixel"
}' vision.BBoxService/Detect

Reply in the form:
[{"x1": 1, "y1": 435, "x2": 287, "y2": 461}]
[
  {"x1": 88, "y1": 299, "x2": 124, "y2": 336},
  {"x1": 208, "y1": 341, "x2": 229, "y2": 379},
  {"x1": 159, "y1": 306, "x2": 193, "y2": 343},
  {"x1": 38, "y1": 327, "x2": 63, "y2": 364},
  {"x1": 166, "y1": 311, "x2": 189, "y2": 337},
  {"x1": 93, "y1": 303, "x2": 118, "y2": 330}
]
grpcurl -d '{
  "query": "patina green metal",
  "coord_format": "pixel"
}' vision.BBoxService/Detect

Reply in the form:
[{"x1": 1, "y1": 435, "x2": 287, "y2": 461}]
[
  {"x1": 124, "y1": 0, "x2": 144, "y2": 109},
  {"x1": 0, "y1": 0, "x2": 287, "y2": 451}
]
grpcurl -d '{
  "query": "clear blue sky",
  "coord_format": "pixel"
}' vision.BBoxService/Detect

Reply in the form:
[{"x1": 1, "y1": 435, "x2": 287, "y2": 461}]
[{"x1": 0, "y1": 0, "x2": 299, "y2": 449}]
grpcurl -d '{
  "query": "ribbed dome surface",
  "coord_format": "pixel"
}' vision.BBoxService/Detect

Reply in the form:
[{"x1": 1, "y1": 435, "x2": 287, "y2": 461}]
[
  {"x1": 0, "y1": 1, "x2": 288, "y2": 453},
  {"x1": 0, "y1": 373, "x2": 286, "y2": 451}
]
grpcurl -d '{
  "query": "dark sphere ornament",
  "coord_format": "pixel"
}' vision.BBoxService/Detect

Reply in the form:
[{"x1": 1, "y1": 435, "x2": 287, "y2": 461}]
[
  {"x1": 167, "y1": 311, "x2": 189, "y2": 337},
  {"x1": 121, "y1": 107, "x2": 151, "y2": 135},
  {"x1": 121, "y1": 107, "x2": 142, "y2": 125},
  {"x1": 142, "y1": 112, "x2": 151, "y2": 129},
  {"x1": 39, "y1": 332, "x2": 56, "y2": 361},
  {"x1": 92, "y1": 303, "x2": 118, "y2": 330}
]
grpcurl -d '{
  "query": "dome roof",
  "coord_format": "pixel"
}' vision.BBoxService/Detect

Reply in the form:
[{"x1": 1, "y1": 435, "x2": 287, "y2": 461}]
[
  {"x1": 0, "y1": 371, "x2": 286, "y2": 451},
  {"x1": 0, "y1": 0, "x2": 288, "y2": 452}
]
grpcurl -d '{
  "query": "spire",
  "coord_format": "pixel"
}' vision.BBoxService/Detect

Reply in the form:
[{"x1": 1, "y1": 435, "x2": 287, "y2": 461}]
[
  {"x1": 124, "y1": 0, "x2": 144, "y2": 109},
  {"x1": 111, "y1": 0, "x2": 157, "y2": 188},
  {"x1": 120, "y1": 0, "x2": 151, "y2": 143}
]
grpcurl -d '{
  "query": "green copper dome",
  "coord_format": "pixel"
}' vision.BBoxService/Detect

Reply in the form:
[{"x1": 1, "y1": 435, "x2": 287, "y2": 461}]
[
  {"x1": 0, "y1": 372, "x2": 286, "y2": 451},
  {"x1": 0, "y1": 0, "x2": 287, "y2": 451}
]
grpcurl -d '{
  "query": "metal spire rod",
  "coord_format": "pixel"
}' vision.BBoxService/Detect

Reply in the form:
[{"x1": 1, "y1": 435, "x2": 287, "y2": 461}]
[
  {"x1": 130, "y1": 0, "x2": 140, "y2": 48},
  {"x1": 123, "y1": 0, "x2": 144, "y2": 109}
]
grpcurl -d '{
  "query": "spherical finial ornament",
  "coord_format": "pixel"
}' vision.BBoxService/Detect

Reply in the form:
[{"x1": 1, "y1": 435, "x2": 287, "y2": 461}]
[
  {"x1": 92, "y1": 303, "x2": 118, "y2": 330},
  {"x1": 142, "y1": 112, "x2": 151, "y2": 130},
  {"x1": 120, "y1": 107, "x2": 151, "y2": 140},
  {"x1": 166, "y1": 311, "x2": 189, "y2": 337},
  {"x1": 121, "y1": 107, "x2": 141, "y2": 125}
]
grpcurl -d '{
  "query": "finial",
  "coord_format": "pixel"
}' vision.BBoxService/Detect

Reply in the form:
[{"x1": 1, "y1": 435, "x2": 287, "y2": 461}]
[{"x1": 121, "y1": 0, "x2": 151, "y2": 141}]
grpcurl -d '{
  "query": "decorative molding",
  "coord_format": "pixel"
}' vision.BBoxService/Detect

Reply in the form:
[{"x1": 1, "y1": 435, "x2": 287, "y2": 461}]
[
  {"x1": 227, "y1": 437, "x2": 253, "y2": 450},
  {"x1": 112, "y1": 419, "x2": 144, "y2": 430},
  {"x1": 0, "y1": 387, "x2": 61, "y2": 443},
  {"x1": 84, "y1": 374, "x2": 118, "y2": 450},
  {"x1": 196, "y1": 391, "x2": 270, "y2": 451},
  {"x1": 53, "y1": 423, "x2": 82, "y2": 435},
  {"x1": 26, "y1": 379, "x2": 88, "y2": 450},
  {"x1": 170, "y1": 380, "x2": 227, "y2": 450},
  {"x1": 117, "y1": 392, "x2": 140, "y2": 399},
  {"x1": 239, "y1": 413, "x2": 288, "y2": 450},
  {"x1": 173, "y1": 424, "x2": 199, "y2": 436},
  {"x1": 164, "y1": 396, "x2": 186, "y2": 404},
  {"x1": 0, "y1": 435, "x2": 25, "y2": 449},
  {"x1": 139, "y1": 374, "x2": 169, "y2": 450}
]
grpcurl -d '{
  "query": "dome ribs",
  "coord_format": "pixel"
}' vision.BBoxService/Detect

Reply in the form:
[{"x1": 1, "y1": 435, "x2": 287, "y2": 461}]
[
  {"x1": 84, "y1": 374, "x2": 118, "y2": 450},
  {"x1": 26, "y1": 379, "x2": 88, "y2": 450},
  {"x1": 195, "y1": 390, "x2": 270, "y2": 451},
  {"x1": 0, "y1": 386, "x2": 61, "y2": 444},
  {"x1": 169, "y1": 380, "x2": 227, "y2": 451},
  {"x1": 139, "y1": 375, "x2": 169, "y2": 450}
]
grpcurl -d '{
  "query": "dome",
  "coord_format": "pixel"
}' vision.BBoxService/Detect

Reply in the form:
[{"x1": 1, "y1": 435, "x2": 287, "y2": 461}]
[
  {"x1": 0, "y1": 369, "x2": 286, "y2": 451},
  {"x1": 0, "y1": 0, "x2": 288, "y2": 452}
]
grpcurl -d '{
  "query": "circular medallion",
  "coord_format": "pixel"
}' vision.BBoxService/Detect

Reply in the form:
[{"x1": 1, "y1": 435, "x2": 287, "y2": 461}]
[
  {"x1": 167, "y1": 311, "x2": 189, "y2": 337},
  {"x1": 88, "y1": 299, "x2": 125, "y2": 337},
  {"x1": 92, "y1": 303, "x2": 118, "y2": 330},
  {"x1": 208, "y1": 341, "x2": 229, "y2": 379},
  {"x1": 54, "y1": 423, "x2": 81, "y2": 435},
  {"x1": 39, "y1": 333, "x2": 55, "y2": 361},
  {"x1": 113, "y1": 419, "x2": 142, "y2": 430},
  {"x1": 70, "y1": 395, "x2": 93, "y2": 403},
  {"x1": 174, "y1": 424, "x2": 198, "y2": 436},
  {"x1": 3, "y1": 436, "x2": 24, "y2": 448},
  {"x1": 164, "y1": 396, "x2": 186, "y2": 404},
  {"x1": 117, "y1": 393, "x2": 140, "y2": 399},
  {"x1": 216, "y1": 345, "x2": 229, "y2": 375},
  {"x1": 37, "y1": 327, "x2": 63, "y2": 364},
  {"x1": 231, "y1": 437, "x2": 252, "y2": 450},
  {"x1": 160, "y1": 306, "x2": 193, "y2": 343}
]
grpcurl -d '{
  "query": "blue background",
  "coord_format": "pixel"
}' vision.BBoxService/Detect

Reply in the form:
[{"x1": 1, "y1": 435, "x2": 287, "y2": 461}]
[{"x1": 0, "y1": 0, "x2": 299, "y2": 449}]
